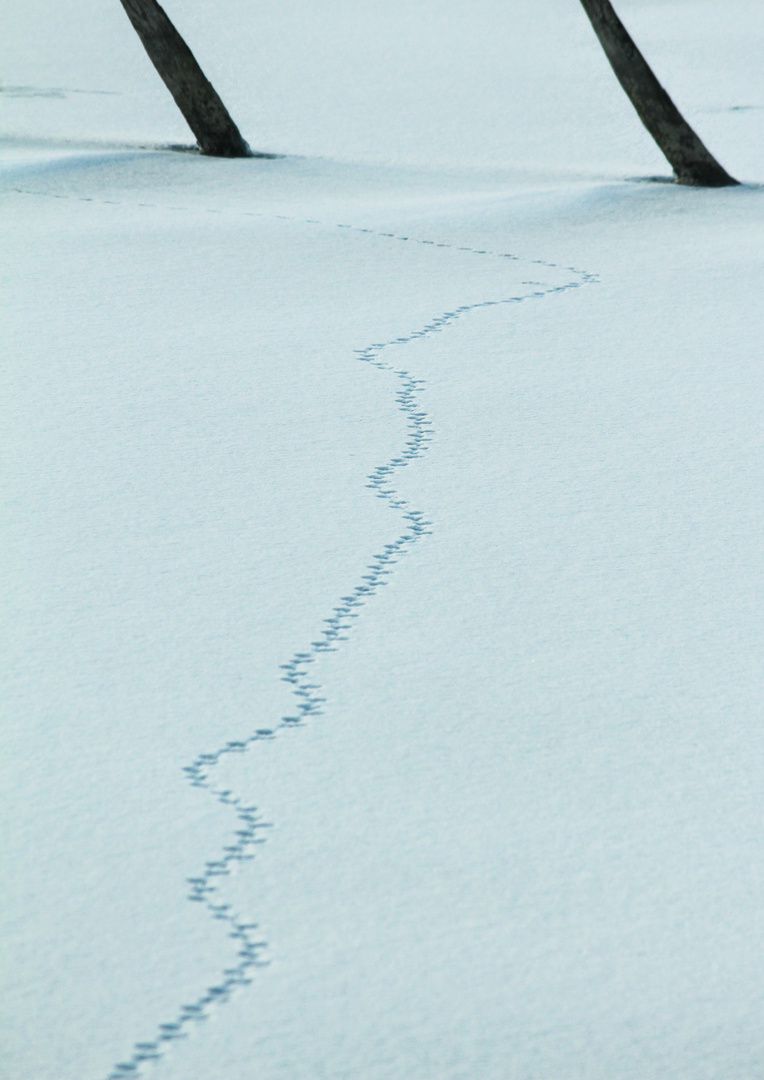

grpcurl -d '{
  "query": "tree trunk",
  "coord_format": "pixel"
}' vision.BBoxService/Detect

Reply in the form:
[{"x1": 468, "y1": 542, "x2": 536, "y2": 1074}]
[
  {"x1": 118, "y1": 0, "x2": 252, "y2": 157},
  {"x1": 579, "y1": 0, "x2": 737, "y2": 186}
]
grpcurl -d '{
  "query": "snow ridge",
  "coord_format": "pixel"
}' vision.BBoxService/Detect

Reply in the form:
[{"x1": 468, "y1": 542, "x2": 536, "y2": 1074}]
[{"x1": 5, "y1": 184, "x2": 595, "y2": 1078}]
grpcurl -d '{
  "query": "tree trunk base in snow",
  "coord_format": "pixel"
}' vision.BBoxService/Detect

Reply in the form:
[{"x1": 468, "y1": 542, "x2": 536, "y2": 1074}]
[
  {"x1": 118, "y1": 0, "x2": 252, "y2": 158},
  {"x1": 580, "y1": 0, "x2": 738, "y2": 187}
]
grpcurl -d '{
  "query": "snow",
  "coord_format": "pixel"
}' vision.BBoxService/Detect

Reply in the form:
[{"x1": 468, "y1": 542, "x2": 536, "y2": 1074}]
[{"x1": 2, "y1": 3, "x2": 764, "y2": 1079}]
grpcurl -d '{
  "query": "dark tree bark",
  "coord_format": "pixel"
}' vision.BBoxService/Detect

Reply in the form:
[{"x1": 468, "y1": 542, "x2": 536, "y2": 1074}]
[
  {"x1": 579, "y1": 0, "x2": 737, "y2": 186},
  {"x1": 118, "y1": 0, "x2": 252, "y2": 157}
]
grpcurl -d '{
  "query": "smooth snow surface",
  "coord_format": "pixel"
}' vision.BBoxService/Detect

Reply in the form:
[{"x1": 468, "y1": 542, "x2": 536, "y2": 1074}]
[{"x1": 2, "y1": 3, "x2": 764, "y2": 1079}]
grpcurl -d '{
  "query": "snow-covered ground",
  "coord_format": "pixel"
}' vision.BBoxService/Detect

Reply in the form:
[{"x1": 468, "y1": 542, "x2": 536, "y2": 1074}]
[{"x1": 2, "y1": 3, "x2": 764, "y2": 1079}]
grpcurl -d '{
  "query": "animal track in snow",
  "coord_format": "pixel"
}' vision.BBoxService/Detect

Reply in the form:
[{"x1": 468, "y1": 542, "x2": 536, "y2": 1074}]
[{"x1": 8, "y1": 182, "x2": 595, "y2": 1078}]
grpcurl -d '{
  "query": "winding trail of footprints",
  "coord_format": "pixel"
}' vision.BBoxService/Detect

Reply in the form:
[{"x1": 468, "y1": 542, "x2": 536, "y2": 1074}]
[{"x1": 12, "y1": 182, "x2": 596, "y2": 1077}]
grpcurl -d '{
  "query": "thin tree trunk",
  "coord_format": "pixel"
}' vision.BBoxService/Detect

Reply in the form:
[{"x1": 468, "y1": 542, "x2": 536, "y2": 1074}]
[
  {"x1": 579, "y1": 0, "x2": 737, "y2": 186},
  {"x1": 118, "y1": 0, "x2": 251, "y2": 157}
]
